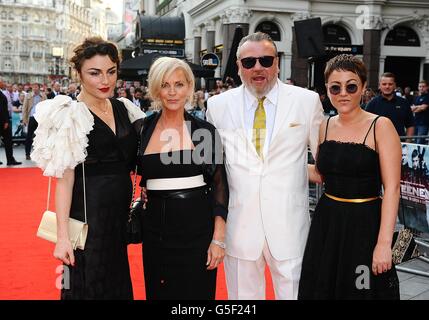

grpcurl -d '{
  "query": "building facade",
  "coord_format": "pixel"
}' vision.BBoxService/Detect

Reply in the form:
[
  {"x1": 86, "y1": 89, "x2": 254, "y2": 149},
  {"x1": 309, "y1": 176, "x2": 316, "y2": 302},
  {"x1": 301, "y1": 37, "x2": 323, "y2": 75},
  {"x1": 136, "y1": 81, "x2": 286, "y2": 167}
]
[
  {"x1": 151, "y1": 0, "x2": 429, "y2": 91},
  {"x1": 0, "y1": 0, "x2": 110, "y2": 84},
  {"x1": 90, "y1": 0, "x2": 108, "y2": 40}
]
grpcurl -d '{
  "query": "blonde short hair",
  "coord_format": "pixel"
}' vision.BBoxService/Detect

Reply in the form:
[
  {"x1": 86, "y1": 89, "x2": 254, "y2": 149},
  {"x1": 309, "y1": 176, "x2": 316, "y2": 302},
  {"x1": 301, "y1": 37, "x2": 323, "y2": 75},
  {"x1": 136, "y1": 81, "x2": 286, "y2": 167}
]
[{"x1": 147, "y1": 57, "x2": 195, "y2": 109}]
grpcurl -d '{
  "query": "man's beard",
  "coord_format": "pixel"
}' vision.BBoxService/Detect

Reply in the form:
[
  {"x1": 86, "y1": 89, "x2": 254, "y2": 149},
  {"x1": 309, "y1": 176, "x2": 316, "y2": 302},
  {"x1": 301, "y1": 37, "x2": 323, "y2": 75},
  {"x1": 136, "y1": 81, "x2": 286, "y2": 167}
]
[{"x1": 241, "y1": 77, "x2": 277, "y2": 98}]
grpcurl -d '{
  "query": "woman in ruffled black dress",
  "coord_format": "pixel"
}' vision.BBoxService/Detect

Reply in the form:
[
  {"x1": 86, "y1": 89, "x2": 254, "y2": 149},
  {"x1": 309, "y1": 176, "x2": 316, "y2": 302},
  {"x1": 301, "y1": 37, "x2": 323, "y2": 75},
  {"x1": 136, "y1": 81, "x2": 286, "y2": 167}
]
[
  {"x1": 33, "y1": 37, "x2": 145, "y2": 299},
  {"x1": 298, "y1": 54, "x2": 401, "y2": 300}
]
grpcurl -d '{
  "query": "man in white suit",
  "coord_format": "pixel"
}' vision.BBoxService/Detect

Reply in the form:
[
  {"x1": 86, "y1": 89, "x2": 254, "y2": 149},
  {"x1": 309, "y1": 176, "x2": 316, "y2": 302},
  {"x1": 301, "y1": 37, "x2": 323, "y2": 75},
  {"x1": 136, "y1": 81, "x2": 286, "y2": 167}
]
[{"x1": 206, "y1": 32, "x2": 324, "y2": 299}]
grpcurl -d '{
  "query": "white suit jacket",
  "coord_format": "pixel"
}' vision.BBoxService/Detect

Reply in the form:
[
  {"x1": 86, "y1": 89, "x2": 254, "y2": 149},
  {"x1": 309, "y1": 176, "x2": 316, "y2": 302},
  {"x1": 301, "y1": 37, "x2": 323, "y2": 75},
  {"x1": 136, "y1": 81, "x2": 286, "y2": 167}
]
[{"x1": 207, "y1": 81, "x2": 324, "y2": 261}]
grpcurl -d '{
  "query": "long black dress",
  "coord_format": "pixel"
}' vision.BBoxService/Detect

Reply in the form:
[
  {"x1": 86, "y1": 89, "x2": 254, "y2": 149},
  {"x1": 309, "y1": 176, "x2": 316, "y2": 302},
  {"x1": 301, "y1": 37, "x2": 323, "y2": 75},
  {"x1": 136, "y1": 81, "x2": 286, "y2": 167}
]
[
  {"x1": 141, "y1": 150, "x2": 217, "y2": 300},
  {"x1": 298, "y1": 116, "x2": 400, "y2": 300},
  {"x1": 138, "y1": 111, "x2": 229, "y2": 300},
  {"x1": 61, "y1": 99, "x2": 136, "y2": 300}
]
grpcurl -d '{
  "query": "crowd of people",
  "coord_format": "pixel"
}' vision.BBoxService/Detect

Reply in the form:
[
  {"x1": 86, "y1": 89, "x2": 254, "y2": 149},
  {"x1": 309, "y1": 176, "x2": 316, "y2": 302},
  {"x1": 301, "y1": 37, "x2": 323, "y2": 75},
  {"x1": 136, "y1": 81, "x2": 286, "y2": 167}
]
[{"x1": 0, "y1": 74, "x2": 239, "y2": 162}]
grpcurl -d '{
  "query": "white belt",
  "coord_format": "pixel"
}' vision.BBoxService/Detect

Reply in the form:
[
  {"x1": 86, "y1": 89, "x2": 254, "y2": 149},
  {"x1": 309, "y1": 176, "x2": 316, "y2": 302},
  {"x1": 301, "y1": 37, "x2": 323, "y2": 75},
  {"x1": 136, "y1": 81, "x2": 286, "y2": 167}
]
[{"x1": 146, "y1": 174, "x2": 206, "y2": 190}]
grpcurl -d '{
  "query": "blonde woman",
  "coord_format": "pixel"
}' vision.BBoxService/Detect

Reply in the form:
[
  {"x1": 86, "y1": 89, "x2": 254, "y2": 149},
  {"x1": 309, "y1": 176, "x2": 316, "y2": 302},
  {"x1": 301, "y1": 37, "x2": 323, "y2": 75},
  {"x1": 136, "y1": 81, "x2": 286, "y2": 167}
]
[{"x1": 138, "y1": 57, "x2": 228, "y2": 300}]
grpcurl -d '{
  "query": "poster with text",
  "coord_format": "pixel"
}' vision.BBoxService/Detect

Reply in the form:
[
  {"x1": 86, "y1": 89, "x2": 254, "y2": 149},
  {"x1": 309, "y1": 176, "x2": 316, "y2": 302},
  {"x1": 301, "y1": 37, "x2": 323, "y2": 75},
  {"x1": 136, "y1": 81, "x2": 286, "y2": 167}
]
[{"x1": 400, "y1": 143, "x2": 429, "y2": 233}]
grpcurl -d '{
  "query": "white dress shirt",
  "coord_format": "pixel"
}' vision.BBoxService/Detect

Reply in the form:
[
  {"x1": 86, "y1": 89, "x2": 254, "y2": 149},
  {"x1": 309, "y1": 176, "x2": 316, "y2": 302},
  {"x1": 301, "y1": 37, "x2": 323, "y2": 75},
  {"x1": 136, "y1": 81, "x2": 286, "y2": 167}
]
[
  {"x1": 132, "y1": 97, "x2": 141, "y2": 108},
  {"x1": 243, "y1": 81, "x2": 278, "y2": 157}
]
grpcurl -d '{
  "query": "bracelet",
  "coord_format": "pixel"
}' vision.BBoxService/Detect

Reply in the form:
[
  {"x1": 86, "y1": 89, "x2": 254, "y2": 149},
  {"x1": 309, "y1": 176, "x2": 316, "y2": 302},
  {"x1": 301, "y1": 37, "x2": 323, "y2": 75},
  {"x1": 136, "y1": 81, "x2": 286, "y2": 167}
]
[{"x1": 211, "y1": 239, "x2": 226, "y2": 249}]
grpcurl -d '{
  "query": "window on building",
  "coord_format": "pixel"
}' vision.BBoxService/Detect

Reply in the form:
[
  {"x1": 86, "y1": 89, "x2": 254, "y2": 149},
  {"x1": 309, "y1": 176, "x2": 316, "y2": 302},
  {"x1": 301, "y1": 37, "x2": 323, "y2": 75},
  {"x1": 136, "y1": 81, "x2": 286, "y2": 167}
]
[
  {"x1": 21, "y1": 59, "x2": 28, "y2": 71},
  {"x1": 4, "y1": 58, "x2": 12, "y2": 70},
  {"x1": 5, "y1": 41, "x2": 12, "y2": 51},
  {"x1": 22, "y1": 25, "x2": 28, "y2": 37},
  {"x1": 385, "y1": 26, "x2": 420, "y2": 47},
  {"x1": 22, "y1": 12, "x2": 28, "y2": 21},
  {"x1": 255, "y1": 21, "x2": 281, "y2": 41},
  {"x1": 1, "y1": 11, "x2": 7, "y2": 19},
  {"x1": 323, "y1": 24, "x2": 351, "y2": 44}
]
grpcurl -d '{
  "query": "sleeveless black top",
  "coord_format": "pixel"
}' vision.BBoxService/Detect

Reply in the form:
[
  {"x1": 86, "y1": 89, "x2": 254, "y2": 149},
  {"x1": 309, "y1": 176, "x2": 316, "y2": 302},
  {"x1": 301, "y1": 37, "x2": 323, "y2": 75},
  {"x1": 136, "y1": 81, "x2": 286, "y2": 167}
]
[{"x1": 317, "y1": 116, "x2": 382, "y2": 199}]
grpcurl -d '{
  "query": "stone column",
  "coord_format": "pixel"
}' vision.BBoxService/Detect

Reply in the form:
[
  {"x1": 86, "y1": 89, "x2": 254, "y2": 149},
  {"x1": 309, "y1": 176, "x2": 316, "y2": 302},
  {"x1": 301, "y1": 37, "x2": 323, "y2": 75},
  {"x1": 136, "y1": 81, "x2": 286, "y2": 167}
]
[
  {"x1": 363, "y1": 29, "x2": 381, "y2": 90},
  {"x1": 193, "y1": 28, "x2": 202, "y2": 64},
  {"x1": 414, "y1": 19, "x2": 429, "y2": 81},
  {"x1": 206, "y1": 21, "x2": 216, "y2": 53},
  {"x1": 221, "y1": 7, "x2": 252, "y2": 78},
  {"x1": 379, "y1": 55, "x2": 386, "y2": 79},
  {"x1": 280, "y1": 53, "x2": 292, "y2": 81},
  {"x1": 362, "y1": 15, "x2": 383, "y2": 90}
]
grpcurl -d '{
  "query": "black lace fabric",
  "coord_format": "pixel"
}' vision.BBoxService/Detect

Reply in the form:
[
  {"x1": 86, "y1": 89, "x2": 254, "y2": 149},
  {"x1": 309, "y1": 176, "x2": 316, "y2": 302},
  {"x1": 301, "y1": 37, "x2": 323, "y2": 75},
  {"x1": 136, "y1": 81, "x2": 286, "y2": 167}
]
[{"x1": 299, "y1": 117, "x2": 400, "y2": 300}]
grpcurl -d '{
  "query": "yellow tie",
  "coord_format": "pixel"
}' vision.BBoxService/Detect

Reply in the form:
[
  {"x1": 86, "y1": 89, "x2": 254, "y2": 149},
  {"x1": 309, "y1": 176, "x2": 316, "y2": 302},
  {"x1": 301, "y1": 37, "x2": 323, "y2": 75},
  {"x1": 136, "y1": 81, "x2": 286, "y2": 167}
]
[{"x1": 253, "y1": 97, "x2": 266, "y2": 157}]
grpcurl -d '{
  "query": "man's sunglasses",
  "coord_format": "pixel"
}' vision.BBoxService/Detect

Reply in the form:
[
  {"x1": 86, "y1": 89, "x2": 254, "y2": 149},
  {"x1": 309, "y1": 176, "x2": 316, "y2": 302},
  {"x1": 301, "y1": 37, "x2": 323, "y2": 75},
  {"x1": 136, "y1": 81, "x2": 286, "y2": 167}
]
[
  {"x1": 240, "y1": 56, "x2": 275, "y2": 69},
  {"x1": 327, "y1": 83, "x2": 359, "y2": 95}
]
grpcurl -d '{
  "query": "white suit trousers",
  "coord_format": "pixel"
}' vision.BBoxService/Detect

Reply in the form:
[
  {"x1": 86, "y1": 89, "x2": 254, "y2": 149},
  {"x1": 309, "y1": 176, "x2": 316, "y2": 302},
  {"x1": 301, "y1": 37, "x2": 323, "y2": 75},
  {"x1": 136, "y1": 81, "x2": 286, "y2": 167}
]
[{"x1": 224, "y1": 240, "x2": 302, "y2": 300}]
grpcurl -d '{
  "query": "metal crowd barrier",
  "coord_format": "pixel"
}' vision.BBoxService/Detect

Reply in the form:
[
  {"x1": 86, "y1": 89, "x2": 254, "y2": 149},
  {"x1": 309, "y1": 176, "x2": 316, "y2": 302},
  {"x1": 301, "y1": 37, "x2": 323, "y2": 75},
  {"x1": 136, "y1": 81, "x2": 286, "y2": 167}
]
[{"x1": 399, "y1": 135, "x2": 429, "y2": 143}]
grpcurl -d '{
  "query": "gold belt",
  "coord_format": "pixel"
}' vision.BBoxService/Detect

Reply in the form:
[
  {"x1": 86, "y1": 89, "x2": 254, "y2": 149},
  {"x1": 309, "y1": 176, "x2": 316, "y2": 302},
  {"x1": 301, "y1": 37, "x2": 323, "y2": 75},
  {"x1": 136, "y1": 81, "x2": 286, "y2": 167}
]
[{"x1": 325, "y1": 193, "x2": 380, "y2": 203}]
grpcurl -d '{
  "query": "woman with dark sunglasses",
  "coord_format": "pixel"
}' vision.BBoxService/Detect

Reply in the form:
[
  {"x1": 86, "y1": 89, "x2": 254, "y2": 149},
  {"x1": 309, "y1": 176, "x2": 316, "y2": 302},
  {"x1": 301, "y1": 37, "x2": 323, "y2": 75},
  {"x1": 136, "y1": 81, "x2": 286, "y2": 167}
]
[{"x1": 299, "y1": 54, "x2": 401, "y2": 299}]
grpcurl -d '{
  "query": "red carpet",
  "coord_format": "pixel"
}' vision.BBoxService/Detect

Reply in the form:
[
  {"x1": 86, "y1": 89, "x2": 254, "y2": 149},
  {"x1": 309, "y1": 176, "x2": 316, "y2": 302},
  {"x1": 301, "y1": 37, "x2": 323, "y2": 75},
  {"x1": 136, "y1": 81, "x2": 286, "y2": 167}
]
[{"x1": 0, "y1": 168, "x2": 274, "y2": 300}]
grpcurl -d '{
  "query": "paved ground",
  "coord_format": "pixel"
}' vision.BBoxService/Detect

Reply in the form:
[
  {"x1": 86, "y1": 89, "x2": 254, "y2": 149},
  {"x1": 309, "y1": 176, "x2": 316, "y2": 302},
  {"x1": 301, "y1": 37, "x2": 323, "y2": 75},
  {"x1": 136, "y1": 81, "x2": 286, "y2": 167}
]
[
  {"x1": 2, "y1": 145, "x2": 429, "y2": 299},
  {"x1": 397, "y1": 258, "x2": 429, "y2": 300}
]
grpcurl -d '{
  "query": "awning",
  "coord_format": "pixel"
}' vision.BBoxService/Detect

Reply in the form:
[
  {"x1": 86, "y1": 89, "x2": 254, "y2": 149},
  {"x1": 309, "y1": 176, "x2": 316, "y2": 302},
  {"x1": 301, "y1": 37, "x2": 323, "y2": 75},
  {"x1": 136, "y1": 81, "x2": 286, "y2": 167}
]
[
  {"x1": 187, "y1": 61, "x2": 215, "y2": 78},
  {"x1": 119, "y1": 53, "x2": 161, "y2": 80},
  {"x1": 119, "y1": 54, "x2": 214, "y2": 80},
  {"x1": 136, "y1": 15, "x2": 185, "y2": 42}
]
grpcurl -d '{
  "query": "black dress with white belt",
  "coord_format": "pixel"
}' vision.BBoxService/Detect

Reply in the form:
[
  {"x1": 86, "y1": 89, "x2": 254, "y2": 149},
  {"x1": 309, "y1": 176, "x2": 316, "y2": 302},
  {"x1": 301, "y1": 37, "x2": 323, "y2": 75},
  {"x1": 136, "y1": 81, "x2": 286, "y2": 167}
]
[{"x1": 137, "y1": 111, "x2": 229, "y2": 300}]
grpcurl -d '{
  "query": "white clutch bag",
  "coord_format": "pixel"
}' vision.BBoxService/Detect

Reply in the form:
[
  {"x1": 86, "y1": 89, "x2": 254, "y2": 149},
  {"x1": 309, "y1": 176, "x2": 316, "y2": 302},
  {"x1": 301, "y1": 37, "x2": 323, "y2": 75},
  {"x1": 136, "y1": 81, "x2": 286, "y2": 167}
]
[
  {"x1": 36, "y1": 163, "x2": 88, "y2": 250},
  {"x1": 37, "y1": 210, "x2": 88, "y2": 250}
]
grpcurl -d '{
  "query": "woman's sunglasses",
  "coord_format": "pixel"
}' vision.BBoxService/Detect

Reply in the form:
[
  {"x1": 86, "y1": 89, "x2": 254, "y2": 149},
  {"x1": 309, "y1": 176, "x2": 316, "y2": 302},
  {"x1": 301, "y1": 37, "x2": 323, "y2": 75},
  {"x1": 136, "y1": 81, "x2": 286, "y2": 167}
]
[
  {"x1": 240, "y1": 56, "x2": 275, "y2": 69},
  {"x1": 327, "y1": 83, "x2": 359, "y2": 95}
]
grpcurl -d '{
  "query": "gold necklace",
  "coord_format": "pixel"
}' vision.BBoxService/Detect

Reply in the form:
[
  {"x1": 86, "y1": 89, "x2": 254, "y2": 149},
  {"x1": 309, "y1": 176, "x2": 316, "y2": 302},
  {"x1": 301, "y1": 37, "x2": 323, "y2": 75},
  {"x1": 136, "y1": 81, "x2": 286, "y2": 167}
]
[{"x1": 94, "y1": 99, "x2": 109, "y2": 115}]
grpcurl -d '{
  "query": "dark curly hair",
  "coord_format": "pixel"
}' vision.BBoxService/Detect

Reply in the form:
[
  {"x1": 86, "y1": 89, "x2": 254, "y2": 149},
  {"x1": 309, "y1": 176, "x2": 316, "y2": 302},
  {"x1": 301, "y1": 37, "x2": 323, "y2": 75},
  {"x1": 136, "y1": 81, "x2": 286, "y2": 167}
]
[
  {"x1": 70, "y1": 37, "x2": 120, "y2": 73},
  {"x1": 324, "y1": 54, "x2": 367, "y2": 85}
]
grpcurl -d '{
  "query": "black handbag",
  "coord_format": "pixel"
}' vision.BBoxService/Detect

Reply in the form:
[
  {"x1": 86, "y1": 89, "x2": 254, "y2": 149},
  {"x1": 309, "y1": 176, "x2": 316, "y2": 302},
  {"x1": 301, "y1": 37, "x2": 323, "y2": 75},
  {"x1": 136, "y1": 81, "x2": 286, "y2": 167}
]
[
  {"x1": 391, "y1": 228, "x2": 419, "y2": 265},
  {"x1": 126, "y1": 193, "x2": 145, "y2": 244},
  {"x1": 126, "y1": 124, "x2": 145, "y2": 244}
]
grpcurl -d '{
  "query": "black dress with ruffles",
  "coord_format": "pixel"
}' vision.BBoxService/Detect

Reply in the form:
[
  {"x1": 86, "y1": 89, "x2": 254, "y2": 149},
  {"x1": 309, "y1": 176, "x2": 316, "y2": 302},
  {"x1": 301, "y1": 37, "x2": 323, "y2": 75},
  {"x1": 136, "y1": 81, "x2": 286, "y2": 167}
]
[{"x1": 61, "y1": 98, "x2": 137, "y2": 300}]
